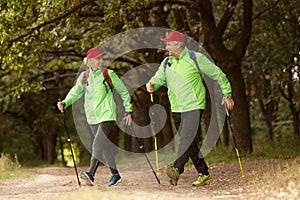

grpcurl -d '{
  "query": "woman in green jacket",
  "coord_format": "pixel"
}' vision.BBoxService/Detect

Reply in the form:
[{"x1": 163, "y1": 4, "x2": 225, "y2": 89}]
[
  {"x1": 58, "y1": 47, "x2": 132, "y2": 187},
  {"x1": 147, "y1": 31, "x2": 234, "y2": 187}
]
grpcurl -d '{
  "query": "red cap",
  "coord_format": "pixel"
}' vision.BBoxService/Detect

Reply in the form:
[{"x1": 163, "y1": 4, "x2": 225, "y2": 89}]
[
  {"x1": 161, "y1": 31, "x2": 186, "y2": 42},
  {"x1": 86, "y1": 48, "x2": 105, "y2": 58}
]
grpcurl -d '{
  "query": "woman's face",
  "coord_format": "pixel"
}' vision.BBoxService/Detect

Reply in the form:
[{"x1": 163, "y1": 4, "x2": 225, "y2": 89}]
[{"x1": 88, "y1": 56, "x2": 104, "y2": 71}]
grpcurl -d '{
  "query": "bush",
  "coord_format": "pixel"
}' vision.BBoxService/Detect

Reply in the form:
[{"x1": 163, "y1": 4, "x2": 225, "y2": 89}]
[
  {"x1": 0, "y1": 153, "x2": 21, "y2": 172},
  {"x1": 0, "y1": 153, "x2": 25, "y2": 180}
]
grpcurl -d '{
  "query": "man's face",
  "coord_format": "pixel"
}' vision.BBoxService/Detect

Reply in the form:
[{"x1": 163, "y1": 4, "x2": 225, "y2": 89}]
[{"x1": 165, "y1": 41, "x2": 181, "y2": 57}]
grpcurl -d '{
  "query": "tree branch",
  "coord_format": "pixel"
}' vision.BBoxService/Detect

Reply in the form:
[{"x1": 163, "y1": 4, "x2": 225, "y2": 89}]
[
  {"x1": 217, "y1": 0, "x2": 238, "y2": 35},
  {"x1": 222, "y1": 0, "x2": 281, "y2": 41},
  {"x1": 232, "y1": 0, "x2": 252, "y2": 59},
  {"x1": 8, "y1": 0, "x2": 92, "y2": 43}
]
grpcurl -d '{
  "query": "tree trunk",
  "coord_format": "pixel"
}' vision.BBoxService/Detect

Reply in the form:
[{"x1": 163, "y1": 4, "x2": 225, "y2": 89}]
[
  {"x1": 259, "y1": 100, "x2": 274, "y2": 142},
  {"x1": 292, "y1": 109, "x2": 300, "y2": 145},
  {"x1": 227, "y1": 66, "x2": 253, "y2": 152},
  {"x1": 196, "y1": 0, "x2": 253, "y2": 153},
  {"x1": 38, "y1": 124, "x2": 58, "y2": 164},
  {"x1": 58, "y1": 136, "x2": 66, "y2": 166},
  {"x1": 266, "y1": 121, "x2": 274, "y2": 142},
  {"x1": 223, "y1": 121, "x2": 229, "y2": 147}
]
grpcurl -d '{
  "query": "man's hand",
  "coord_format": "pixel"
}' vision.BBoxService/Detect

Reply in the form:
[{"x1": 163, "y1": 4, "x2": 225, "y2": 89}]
[
  {"x1": 222, "y1": 96, "x2": 234, "y2": 110},
  {"x1": 146, "y1": 82, "x2": 154, "y2": 93}
]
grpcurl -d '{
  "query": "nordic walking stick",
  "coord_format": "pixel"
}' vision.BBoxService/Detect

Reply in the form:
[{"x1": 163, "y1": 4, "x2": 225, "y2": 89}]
[
  {"x1": 150, "y1": 93, "x2": 160, "y2": 176},
  {"x1": 226, "y1": 109, "x2": 245, "y2": 177},
  {"x1": 129, "y1": 126, "x2": 160, "y2": 184},
  {"x1": 58, "y1": 99, "x2": 81, "y2": 187}
]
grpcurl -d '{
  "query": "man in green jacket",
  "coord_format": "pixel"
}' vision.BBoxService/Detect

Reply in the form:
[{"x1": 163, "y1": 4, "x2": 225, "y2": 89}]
[
  {"x1": 57, "y1": 47, "x2": 132, "y2": 187},
  {"x1": 146, "y1": 31, "x2": 234, "y2": 186}
]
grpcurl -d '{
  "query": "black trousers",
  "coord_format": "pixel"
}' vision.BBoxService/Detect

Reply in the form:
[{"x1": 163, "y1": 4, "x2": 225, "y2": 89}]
[
  {"x1": 89, "y1": 121, "x2": 118, "y2": 175},
  {"x1": 172, "y1": 109, "x2": 209, "y2": 174}
]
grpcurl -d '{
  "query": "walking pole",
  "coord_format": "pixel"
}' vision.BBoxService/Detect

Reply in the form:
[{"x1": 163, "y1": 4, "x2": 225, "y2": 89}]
[
  {"x1": 58, "y1": 99, "x2": 81, "y2": 187},
  {"x1": 150, "y1": 93, "x2": 160, "y2": 176},
  {"x1": 130, "y1": 126, "x2": 161, "y2": 184},
  {"x1": 226, "y1": 109, "x2": 245, "y2": 177}
]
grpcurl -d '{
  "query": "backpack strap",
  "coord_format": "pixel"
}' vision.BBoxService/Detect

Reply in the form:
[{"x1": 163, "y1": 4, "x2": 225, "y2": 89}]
[
  {"x1": 81, "y1": 69, "x2": 90, "y2": 86},
  {"x1": 188, "y1": 50, "x2": 204, "y2": 79},
  {"x1": 163, "y1": 51, "x2": 203, "y2": 78},
  {"x1": 102, "y1": 68, "x2": 114, "y2": 93},
  {"x1": 81, "y1": 68, "x2": 113, "y2": 93},
  {"x1": 163, "y1": 57, "x2": 170, "y2": 72}
]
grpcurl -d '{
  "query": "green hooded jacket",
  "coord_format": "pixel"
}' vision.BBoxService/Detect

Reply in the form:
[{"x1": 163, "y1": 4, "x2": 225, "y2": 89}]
[
  {"x1": 63, "y1": 68, "x2": 132, "y2": 124},
  {"x1": 149, "y1": 47, "x2": 232, "y2": 112}
]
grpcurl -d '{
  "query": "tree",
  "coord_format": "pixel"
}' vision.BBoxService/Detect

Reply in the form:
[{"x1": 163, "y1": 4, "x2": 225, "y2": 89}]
[
  {"x1": 272, "y1": 0, "x2": 300, "y2": 144},
  {"x1": 244, "y1": 0, "x2": 300, "y2": 144},
  {"x1": 0, "y1": 0, "x2": 92, "y2": 163},
  {"x1": 3, "y1": 0, "x2": 278, "y2": 162},
  {"x1": 197, "y1": 0, "x2": 253, "y2": 152}
]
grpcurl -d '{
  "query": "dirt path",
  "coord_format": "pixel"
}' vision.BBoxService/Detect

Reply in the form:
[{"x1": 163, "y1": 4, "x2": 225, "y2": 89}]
[{"x1": 0, "y1": 160, "x2": 294, "y2": 200}]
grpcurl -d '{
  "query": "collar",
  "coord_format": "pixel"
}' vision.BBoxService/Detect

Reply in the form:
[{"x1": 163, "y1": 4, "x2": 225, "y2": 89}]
[
  {"x1": 179, "y1": 47, "x2": 188, "y2": 59},
  {"x1": 169, "y1": 47, "x2": 188, "y2": 62},
  {"x1": 89, "y1": 67, "x2": 103, "y2": 75}
]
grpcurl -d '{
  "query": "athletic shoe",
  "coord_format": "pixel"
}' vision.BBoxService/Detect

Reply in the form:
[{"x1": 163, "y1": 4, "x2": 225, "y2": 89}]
[
  {"x1": 108, "y1": 174, "x2": 122, "y2": 186},
  {"x1": 166, "y1": 164, "x2": 180, "y2": 186},
  {"x1": 192, "y1": 173, "x2": 212, "y2": 186},
  {"x1": 80, "y1": 171, "x2": 94, "y2": 186}
]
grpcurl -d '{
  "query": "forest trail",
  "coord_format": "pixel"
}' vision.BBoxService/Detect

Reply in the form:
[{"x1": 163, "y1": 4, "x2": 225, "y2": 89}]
[{"x1": 0, "y1": 159, "x2": 298, "y2": 200}]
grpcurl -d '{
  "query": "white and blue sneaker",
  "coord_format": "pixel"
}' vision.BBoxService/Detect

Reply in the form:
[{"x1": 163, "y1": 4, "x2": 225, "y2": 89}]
[
  {"x1": 108, "y1": 174, "x2": 121, "y2": 186},
  {"x1": 80, "y1": 171, "x2": 94, "y2": 186}
]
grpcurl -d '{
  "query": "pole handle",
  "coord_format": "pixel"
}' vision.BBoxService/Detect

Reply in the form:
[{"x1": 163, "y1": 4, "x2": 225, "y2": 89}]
[
  {"x1": 150, "y1": 93, "x2": 154, "y2": 103},
  {"x1": 58, "y1": 98, "x2": 64, "y2": 114}
]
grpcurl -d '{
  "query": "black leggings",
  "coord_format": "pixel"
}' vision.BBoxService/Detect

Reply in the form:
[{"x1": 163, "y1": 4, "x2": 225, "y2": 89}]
[
  {"x1": 89, "y1": 121, "x2": 118, "y2": 175},
  {"x1": 172, "y1": 109, "x2": 208, "y2": 174}
]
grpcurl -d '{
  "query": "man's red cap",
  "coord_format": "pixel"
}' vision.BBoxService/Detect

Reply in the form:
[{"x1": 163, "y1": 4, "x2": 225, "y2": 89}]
[
  {"x1": 161, "y1": 31, "x2": 186, "y2": 42},
  {"x1": 86, "y1": 48, "x2": 105, "y2": 58}
]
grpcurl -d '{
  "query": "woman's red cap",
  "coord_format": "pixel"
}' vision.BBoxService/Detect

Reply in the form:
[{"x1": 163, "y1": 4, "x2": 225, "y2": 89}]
[{"x1": 86, "y1": 48, "x2": 105, "y2": 58}]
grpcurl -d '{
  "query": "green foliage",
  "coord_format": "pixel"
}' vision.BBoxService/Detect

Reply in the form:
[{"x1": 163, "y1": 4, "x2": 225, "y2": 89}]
[
  {"x1": 0, "y1": 116, "x2": 37, "y2": 162},
  {"x1": 243, "y1": 0, "x2": 299, "y2": 143}
]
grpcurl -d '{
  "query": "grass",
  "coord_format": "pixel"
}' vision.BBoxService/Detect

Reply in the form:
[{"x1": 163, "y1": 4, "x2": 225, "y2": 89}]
[
  {"x1": 203, "y1": 141, "x2": 300, "y2": 199},
  {"x1": 0, "y1": 153, "x2": 32, "y2": 181},
  {"x1": 204, "y1": 137, "x2": 300, "y2": 164},
  {"x1": 249, "y1": 157, "x2": 300, "y2": 199}
]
